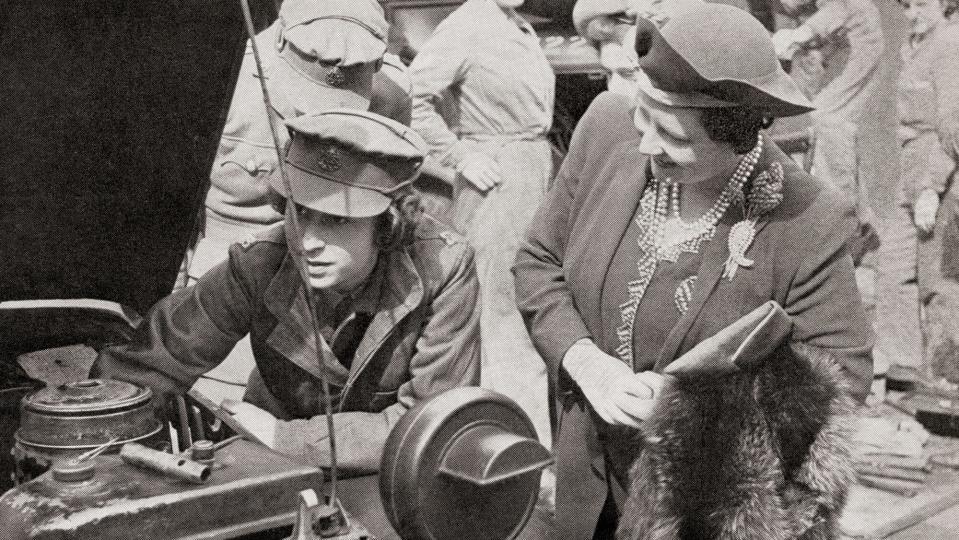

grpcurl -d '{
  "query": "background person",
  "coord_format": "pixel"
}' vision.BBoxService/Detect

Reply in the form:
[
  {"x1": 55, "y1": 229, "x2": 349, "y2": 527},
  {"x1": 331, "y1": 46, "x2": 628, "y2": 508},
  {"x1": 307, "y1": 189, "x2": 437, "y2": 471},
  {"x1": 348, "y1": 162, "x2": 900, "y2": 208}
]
[
  {"x1": 408, "y1": 0, "x2": 555, "y2": 447},
  {"x1": 514, "y1": 4, "x2": 872, "y2": 537},
  {"x1": 571, "y1": 0, "x2": 701, "y2": 96},
  {"x1": 875, "y1": 0, "x2": 959, "y2": 384},
  {"x1": 772, "y1": 0, "x2": 884, "y2": 253},
  {"x1": 94, "y1": 110, "x2": 481, "y2": 475}
]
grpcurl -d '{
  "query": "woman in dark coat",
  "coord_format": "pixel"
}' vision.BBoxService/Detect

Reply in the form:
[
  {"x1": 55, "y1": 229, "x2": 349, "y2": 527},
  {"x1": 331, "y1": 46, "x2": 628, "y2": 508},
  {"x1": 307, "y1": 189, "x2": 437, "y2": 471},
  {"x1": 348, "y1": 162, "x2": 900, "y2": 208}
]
[{"x1": 513, "y1": 4, "x2": 873, "y2": 538}]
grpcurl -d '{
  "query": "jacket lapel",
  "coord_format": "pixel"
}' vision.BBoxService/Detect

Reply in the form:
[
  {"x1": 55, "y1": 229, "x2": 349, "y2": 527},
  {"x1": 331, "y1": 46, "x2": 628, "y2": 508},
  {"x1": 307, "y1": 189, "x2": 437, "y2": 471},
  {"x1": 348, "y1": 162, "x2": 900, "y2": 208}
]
[
  {"x1": 343, "y1": 249, "x2": 423, "y2": 391},
  {"x1": 263, "y1": 255, "x2": 337, "y2": 381},
  {"x1": 263, "y1": 249, "x2": 423, "y2": 399},
  {"x1": 572, "y1": 150, "x2": 649, "y2": 352},
  {"x1": 654, "y1": 134, "x2": 777, "y2": 371},
  {"x1": 653, "y1": 214, "x2": 736, "y2": 372}
]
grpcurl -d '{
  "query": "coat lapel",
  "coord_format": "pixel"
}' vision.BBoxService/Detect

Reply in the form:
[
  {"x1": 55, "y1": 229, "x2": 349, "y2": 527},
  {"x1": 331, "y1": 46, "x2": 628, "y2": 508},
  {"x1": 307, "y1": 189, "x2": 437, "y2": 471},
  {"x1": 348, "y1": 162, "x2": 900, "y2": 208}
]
[
  {"x1": 654, "y1": 134, "x2": 778, "y2": 371},
  {"x1": 653, "y1": 214, "x2": 736, "y2": 372},
  {"x1": 343, "y1": 250, "x2": 423, "y2": 392},
  {"x1": 572, "y1": 149, "x2": 649, "y2": 352},
  {"x1": 263, "y1": 255, "x2": 337, "y2": 381}
]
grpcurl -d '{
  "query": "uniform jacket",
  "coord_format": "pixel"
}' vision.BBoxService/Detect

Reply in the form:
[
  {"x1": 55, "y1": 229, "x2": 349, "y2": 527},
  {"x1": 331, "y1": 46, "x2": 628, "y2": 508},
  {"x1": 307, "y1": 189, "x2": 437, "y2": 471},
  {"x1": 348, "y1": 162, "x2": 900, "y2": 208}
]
[
  {"x1": 95, "y1": 216, "x2": 480, "y2": 475},
  {"x1": 409, "y1": 0, "x2": 554, "y2": 171},
  {"x1": 513, "y1": 92, "x2": 873, "y2": 538}
]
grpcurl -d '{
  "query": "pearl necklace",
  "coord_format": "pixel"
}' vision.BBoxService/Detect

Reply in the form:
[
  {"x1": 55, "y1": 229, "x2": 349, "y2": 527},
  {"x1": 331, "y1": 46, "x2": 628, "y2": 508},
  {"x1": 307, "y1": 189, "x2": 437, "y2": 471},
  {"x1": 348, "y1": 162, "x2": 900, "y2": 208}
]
[
  {"x1": 615, "y1": 136, "x2": 763, "y2": 364},
  {"x1": 653, "y1": 136, "x2": 763, "y2": 261}
]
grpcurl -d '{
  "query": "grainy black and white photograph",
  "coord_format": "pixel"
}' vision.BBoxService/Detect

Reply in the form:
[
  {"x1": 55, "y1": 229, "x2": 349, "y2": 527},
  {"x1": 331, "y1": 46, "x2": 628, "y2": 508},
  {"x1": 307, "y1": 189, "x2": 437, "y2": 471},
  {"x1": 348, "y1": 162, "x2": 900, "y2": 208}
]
[{"x1": 1, "y1": 0, "x2": 958, "y2": 538}]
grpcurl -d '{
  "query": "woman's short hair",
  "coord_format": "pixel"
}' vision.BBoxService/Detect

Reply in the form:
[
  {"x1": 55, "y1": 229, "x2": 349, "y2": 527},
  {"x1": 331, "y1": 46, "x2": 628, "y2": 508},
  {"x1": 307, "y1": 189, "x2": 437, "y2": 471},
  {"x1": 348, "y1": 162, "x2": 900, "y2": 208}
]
[
  {"x1": 267, "y1": 184, "x2": 424, "y2": 251},
  {"x1": 701, "y1": 106, "x2": 774, "y2": 154}
]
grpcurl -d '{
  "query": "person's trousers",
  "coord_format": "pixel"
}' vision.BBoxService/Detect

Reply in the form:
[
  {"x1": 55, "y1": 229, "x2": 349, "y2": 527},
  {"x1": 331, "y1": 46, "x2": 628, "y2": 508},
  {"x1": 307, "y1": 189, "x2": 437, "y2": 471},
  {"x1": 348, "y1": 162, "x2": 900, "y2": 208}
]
[
  {"x1": 875, "y1": 202, "x2": 959, "y2": 379},
  {"x1": 874, "y1": 206, "x2": 923, "y2": 373}
]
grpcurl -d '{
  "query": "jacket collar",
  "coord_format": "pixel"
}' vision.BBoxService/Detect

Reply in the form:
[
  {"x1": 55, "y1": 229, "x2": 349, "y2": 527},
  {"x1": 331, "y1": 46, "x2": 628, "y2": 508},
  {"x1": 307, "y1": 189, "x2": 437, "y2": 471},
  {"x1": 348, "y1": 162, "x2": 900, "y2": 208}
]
[{"x1": 263, "y1": 246, "x2": 424, "y2": 393}]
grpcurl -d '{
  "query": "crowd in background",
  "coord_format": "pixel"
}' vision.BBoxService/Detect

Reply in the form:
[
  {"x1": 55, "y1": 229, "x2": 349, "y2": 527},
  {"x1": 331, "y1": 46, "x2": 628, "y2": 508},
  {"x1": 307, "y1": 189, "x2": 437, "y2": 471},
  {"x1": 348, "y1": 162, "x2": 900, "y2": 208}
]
[
  {"x1": 156, "y1": 0, "x2": 959, "y2": 527},
  {"x1": 181, "y1": 0, "x2": 958, "y2": 452}
]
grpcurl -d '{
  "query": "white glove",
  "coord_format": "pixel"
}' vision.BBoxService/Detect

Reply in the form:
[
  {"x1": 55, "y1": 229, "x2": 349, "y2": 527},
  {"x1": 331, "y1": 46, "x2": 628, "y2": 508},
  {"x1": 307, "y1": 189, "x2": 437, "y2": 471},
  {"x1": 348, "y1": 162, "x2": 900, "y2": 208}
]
[
  {"x1": 562, "y1": 339, "x2": 666, "y2": 428},
  {"x1": 456, "y1": 152, "x2": 502, "y2": 192},
  {"x1": 914, "y1": 188, "x2": 940, "y2": 233},
  {"x1": 221, "y1": 399, "x2": 278, "y2": 448}
]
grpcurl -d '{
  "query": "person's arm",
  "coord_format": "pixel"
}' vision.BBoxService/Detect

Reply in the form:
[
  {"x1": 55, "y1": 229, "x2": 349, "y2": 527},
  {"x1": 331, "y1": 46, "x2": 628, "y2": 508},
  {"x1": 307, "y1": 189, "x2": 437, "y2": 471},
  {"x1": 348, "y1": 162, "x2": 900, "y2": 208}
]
[
  {"x1": 911, "y1": 28, "x2": 959, "y2": 231},
  {"x1": 782, "y1": 193, "x2": 873, "y2": 402},
  {"x1": 802, "y1": 0, "x2": 853, "y2": 43},
  {"x1": 91, "y1": 248, "x2": 256, "y2": 400},
  {"x1": 573, "y1": 0, "x2": 632, "y2": 39},
  {"x1": 408, "y1": 22, "x2": 474, "y2": 171},
  {"x1": 513, "y1": 95, "x2": 617, "y2": 381},
  {"x1": 272, "y1": 241, "x2": 482, "y2": 475},
  {"x1": 409, "y1": 21, "x2": 502, "y2": 190},
  {"x1": 806, "y1": 0, "x2": 884, "y2": 123},
  {"x1": 931, "y1": 26, "x2": 959, "y2": 194}
]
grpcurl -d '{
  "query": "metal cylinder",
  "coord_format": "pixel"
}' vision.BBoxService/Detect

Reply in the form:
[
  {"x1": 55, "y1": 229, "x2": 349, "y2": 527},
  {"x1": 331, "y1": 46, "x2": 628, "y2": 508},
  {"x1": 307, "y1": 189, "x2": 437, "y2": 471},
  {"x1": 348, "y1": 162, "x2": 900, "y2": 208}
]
[
  {"x1": 120, "y1": 442, "x2": 211, "y2": 483},
  {"x1": 14, "y1": 379, "x2": 167, "y2": 484},
  {"x1": 191, "y1": 440, "x2": 215, "y2": 462}
]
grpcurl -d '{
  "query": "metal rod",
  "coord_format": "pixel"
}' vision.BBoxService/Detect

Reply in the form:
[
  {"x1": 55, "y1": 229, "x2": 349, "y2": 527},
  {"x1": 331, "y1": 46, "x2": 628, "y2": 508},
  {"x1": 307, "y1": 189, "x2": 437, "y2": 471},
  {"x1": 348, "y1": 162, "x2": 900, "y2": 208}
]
[
  {"x1": 120, "y1": 442, "x2": 211, "y2": 483},
  {"x1": 75, "y1": 437, "x2": 119, "y2": 462},
  {"x1": 237, "y1": 0, "x2": 339, "y2": 502},
  {"x1": 857, "y1": 474, "x2": 921, "y2": 497},
  {"x1": 853, "y1": 464, "x2": 929, "y2": 484},
  {"x1": 176, "y1": 394, "x2": 194, "y2": 451},
  {"x1": 190, "y1": 403, "x2": 206, "y2": 442},
  {"x1": 211, "y1": 434, "x2": 244, "y2": 452}
]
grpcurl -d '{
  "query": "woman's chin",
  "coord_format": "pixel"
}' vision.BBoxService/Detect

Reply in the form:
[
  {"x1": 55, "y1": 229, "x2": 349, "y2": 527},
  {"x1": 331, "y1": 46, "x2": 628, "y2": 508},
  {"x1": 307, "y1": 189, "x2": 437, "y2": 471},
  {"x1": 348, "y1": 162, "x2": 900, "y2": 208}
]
[{"x1": 650, "y1": 161, "x2": 681, "y2": 182}]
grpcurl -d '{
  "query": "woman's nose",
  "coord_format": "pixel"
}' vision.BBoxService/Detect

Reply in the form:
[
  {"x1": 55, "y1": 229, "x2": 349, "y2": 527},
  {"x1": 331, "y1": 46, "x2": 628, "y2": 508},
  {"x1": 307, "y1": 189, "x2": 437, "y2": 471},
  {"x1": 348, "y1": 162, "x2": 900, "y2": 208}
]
[
  {"x1": 302, "y1": 229, "x2": 326, "y2": 252},
  {"x1": 638, "y1": 129, "x2": 663, "y2": 156}
]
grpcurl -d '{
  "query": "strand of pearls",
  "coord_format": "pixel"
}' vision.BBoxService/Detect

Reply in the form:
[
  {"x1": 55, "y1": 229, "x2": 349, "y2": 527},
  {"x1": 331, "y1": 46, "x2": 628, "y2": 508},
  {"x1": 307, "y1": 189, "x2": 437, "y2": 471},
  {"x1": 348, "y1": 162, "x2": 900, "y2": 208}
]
[
  {"x1": 654, "y1": 136, "x2": 763, "y2": 260},
  {"x1": 616, "y1": 135, "x2": 764, "y2": 364}
]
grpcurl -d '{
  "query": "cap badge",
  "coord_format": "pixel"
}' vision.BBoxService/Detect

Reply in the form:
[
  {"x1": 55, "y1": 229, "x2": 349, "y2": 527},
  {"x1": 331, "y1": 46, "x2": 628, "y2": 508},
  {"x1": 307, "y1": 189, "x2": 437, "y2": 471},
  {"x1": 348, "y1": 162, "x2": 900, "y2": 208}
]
[
  {"x1": 326, "y1": 65, "x2": 345, "y2": 87},
  {"x1": 316, "y1": 145, "x2": 342, "y2": 173}
]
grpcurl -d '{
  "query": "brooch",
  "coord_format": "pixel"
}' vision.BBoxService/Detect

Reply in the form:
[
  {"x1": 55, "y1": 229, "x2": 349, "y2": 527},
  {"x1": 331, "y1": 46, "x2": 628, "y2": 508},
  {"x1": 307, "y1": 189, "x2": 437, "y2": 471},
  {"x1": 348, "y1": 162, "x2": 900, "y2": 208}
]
[{"x1": 723, "y1": 162, "x2": 784, "y2": 280}]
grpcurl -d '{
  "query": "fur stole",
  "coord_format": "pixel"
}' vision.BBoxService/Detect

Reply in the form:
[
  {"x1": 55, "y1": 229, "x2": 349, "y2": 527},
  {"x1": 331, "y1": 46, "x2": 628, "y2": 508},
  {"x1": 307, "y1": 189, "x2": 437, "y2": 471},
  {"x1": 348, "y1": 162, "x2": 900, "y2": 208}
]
[{"x1": 617, "y1": 343, "x2": 857, "y2": 540}]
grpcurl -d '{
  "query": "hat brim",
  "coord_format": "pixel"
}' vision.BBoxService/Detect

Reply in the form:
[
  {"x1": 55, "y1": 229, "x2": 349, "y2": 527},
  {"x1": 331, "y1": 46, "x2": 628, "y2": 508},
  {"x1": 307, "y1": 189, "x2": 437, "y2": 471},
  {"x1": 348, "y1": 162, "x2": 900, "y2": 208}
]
[
  {"x1": 635, "y1": 5, "x2": 814, "y2": 118},
  {"x1": 699, "y1": 66, "x2": 814, "y2": 118},
  {"x1": 270, "y1": 56, "x2": 372, "y2": 114},
  {"x1": 635, "y1": 69, "x2": 740, "y2": 109},
  {"x1": 270, "y1": 165, "x2": 390, "y2": 218}
]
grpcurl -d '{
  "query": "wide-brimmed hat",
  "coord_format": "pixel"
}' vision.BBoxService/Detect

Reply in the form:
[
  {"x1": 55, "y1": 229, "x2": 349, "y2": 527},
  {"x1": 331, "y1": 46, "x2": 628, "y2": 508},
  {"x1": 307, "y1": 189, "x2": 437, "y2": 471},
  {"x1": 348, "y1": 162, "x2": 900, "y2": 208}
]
[
  {"x1": 271, "y1": 0, "x2": 389, "y2": 112},
  {"x1": 634, "y1": 3, "x2": 812, "y2": 117},
  {"x1": 271, "y1": 109, "x2": 426, "y2": 218}
]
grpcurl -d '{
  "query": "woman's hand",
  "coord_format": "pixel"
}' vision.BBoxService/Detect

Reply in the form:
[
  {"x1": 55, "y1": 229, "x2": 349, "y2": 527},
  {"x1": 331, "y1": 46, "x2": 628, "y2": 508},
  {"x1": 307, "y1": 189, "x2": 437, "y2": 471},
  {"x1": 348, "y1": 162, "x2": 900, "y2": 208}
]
[
  {"x1": 563, "y1": 339, "x2": 664, "y2": 428},
  {"x1": 221, "y1": 399, "x2": 277, "y2": 449},
  {"x1": 457, "y1": 152, "x2": 502, "y2": 192},
  {"x1": 914, "y1": 188, "x2": 940, "y2": 233},
  {"x1": 599, "y1": 41, "x2": 638, "y2": 78},
  {"x1": 772, "y1": 25, "x2": 812, "y2": 61}
]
